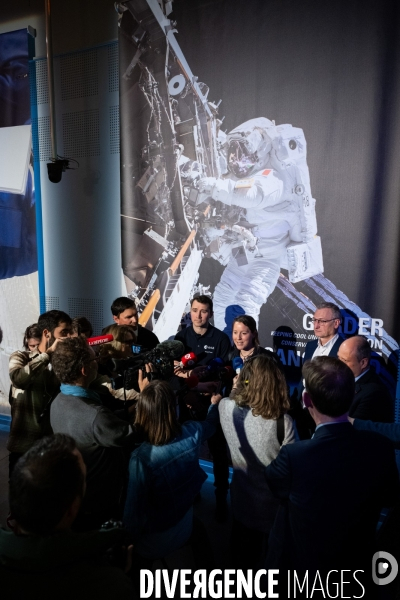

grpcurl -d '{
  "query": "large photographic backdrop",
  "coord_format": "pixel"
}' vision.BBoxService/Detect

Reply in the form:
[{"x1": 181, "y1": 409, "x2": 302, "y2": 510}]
[{"x1": 118, "y1": 0, "x2": 400, "y2": 391}]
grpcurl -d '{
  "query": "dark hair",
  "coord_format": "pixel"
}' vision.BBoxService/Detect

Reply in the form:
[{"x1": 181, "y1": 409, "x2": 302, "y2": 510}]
[
  {"x1": 9, "y1": 434, "x2": 85, "y2": 534},
  {"x1": 135, "y1": 380, "x2": 181, "y2": 445},
  {"x1": 37, "y1": 310, "x2": 72, "y2": 335},
  {"x1": 51, "y1": 336, "x2": 92, "y2": 384},
  {"x1": 315, "y1": 302, "x2": 341, "y2": 321},
  {"x1": 302, "y1": 356, "x2": 355, "y2": 417},
  {"x1": 71, "y1": 316, "x2": 93, "y2": 338},
  {"x1": 190, "y1": 295, "x2": 213, "y2": 312},
  {"x1": 232, "y1": 315, "x2": 260, "y2": 347},
  {"x1": 111, "y1": 297, "x2": 136, "y2": 317},
  {"x1": 23, "y1": 323, "x2": 42, "y2": 350},
  {"x1": 353, "y1": 335, "x2": 371, "y2": 363},
  {"x1": 234, "y1": 354, "x2": 290, "y2": 419}
]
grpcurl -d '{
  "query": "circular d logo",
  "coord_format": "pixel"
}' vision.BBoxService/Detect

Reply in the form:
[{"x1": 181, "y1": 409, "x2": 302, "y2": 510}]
[{"x1": 372, "y1": 551, "x2": 398, "y2": 586}]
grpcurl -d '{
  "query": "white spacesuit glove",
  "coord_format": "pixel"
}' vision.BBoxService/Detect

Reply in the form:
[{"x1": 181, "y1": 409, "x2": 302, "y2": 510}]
[
  {"x1": 195, "y1": 177, "x2": 217, "y2": 205},
  {"x1": 286, "y1": 236, "x2": 324, "y2": 283},
  {"x1": 198, "y1": 177, "x2": 217, "y2": 194}
]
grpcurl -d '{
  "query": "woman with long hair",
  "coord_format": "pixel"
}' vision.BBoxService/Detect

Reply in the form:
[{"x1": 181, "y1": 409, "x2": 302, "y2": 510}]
[
  {"x1": 99, "y1": 324, "x2": 137, "y2": 360},
  {"x1": 219, "y1": 353, "x2": 295, "y2": 568},
  {"x1": 22, "y1": 324, "x2": 41, "y2": 352},
  {"x1": 230, "y1": 314, "x2": 276, "y2": 362},
  {"x1": 123, "y1": 379, "x2": 220, "y2": 562},
  {"x1": 94, "y1": 324, "x2": 139, "y2": 404}
]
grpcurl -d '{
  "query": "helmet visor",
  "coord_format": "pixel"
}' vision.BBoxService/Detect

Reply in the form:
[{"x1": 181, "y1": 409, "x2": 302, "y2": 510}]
[{"x1": 227, "y1": 139, "x2": 256, "y2": 178}]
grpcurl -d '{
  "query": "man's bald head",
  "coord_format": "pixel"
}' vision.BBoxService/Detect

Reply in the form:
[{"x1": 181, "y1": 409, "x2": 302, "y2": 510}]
[{"x1": 337, "y1": 335, "x2": 371, "y2": 378}]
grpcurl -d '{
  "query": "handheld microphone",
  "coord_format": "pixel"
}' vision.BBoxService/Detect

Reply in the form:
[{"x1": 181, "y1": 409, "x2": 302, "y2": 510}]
[
  {"x1": 232, "y1": 356, "x2": 244, "y2": 374},
  {"x1": 87, "y1": 334, "x2": 113, "y2": 346},
  {"x1": 180, "y1": 352, "x2": 197, "y2": 368}
]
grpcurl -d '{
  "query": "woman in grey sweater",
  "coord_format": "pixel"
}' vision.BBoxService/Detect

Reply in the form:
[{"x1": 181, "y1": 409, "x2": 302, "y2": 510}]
[{"x1": 218, "y1": 354, "x2": 295, "y2": 568}]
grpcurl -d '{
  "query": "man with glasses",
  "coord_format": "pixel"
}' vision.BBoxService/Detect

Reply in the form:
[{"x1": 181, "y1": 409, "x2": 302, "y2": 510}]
[
  {"x1": 293, "y1": 303, "x2": 343, "y2": 438},
  {"x1": 304, "y1": 302, "x2": 343, "y2": 362}
]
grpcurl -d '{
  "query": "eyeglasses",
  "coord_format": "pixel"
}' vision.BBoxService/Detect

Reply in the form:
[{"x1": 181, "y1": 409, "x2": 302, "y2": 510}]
[{"x1": 311, "y1": 318, "x2": 339, "y2": 325}]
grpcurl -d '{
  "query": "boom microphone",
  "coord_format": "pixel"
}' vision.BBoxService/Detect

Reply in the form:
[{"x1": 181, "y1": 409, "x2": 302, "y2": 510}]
[
  {"x1": 87, "y1": 334, "x2": 113, "y2": 346},
  {"x1": 156, "y1": 340, "x2": 185, "y2": 360}
]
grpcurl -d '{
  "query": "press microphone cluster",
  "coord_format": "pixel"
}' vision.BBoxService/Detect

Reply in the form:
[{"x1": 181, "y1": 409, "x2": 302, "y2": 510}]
[{"x1": 111, "y1": 339, "x2": 187, "y2": 389}]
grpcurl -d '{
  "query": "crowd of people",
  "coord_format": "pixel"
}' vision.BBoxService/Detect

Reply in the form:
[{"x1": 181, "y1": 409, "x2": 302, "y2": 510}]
[{"x1": 1, "y1": 296, "x2": 399, "y2": 598}]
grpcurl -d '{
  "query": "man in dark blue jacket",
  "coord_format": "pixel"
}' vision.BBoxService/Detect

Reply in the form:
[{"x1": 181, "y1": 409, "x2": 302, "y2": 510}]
[
  {"x1": 175, "y1": 295, "x2": 231, "y2": 520},
  {"x1": 265, "y1": 356, "x2": 399, "y2": 594},
  {"x1": 337, "y1": 335, "x2": 393, "y2": 422}
]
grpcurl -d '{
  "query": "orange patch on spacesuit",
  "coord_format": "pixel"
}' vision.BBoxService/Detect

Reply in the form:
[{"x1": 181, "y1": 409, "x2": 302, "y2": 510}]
[{"x1": 261, "y1": 169, "x2": 272, "y2": 176}]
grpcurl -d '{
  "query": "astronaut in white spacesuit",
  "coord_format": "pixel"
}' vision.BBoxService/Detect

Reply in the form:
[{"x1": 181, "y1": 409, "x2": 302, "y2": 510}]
[{"x1": 195, "y1": 117, "x2": 323, "y2": 331}]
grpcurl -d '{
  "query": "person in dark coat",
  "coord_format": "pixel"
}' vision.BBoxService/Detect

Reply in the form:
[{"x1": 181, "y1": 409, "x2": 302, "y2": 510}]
[
  {"x1": 337, "y1": 335, "x2": 393, "y2": 422},
  {"x1": 109, "y1": 296, "x2": 159, "y2": 350},
  {"x1": 265, "y1": 356, "x2": 399, "y2": 596}
]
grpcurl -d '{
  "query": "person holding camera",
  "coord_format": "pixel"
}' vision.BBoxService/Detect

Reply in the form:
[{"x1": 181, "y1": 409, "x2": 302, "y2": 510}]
[
  {"x1": 50, "y1": 336, "x2": 149, "y2": 530},
  {"x1": 8, "y1": 310, "x2": 72, "y2": 477},
  {"x1": 95, "y1": 324, "x2": 141, "y2": 406}
]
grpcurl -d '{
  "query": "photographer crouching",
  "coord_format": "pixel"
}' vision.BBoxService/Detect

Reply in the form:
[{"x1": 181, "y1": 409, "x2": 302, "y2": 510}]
[{"x1": 49, "y1": 336, "x2": 150, "y2": 530}]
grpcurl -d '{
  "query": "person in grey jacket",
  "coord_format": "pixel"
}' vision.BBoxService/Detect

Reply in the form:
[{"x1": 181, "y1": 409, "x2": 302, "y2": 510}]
[
  {"x1": 218, "y1": 354, "x2": 295, "y2": 568},
  {"x1": 50, "y1": 336, "x2": 148, "y2": 529}
]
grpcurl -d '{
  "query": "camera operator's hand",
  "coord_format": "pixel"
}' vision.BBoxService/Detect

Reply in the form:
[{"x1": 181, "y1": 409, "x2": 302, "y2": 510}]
[{"x1": 138, "y1": 363, "x2": 153, "y2": 392}]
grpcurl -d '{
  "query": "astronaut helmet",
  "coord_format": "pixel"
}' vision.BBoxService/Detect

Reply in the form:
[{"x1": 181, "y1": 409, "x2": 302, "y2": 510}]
[{"x1": 226, "y1": 117, "x2": 273, "y2": 178}]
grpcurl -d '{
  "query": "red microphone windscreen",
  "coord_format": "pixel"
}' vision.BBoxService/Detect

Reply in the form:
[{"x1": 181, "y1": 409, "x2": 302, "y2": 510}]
[
  {"x1": 180, "y1": 352, "x2": 197, "y2": 368},
  {"x1": 87, "y1": 334, "x2": 113, "y2": 346}
]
